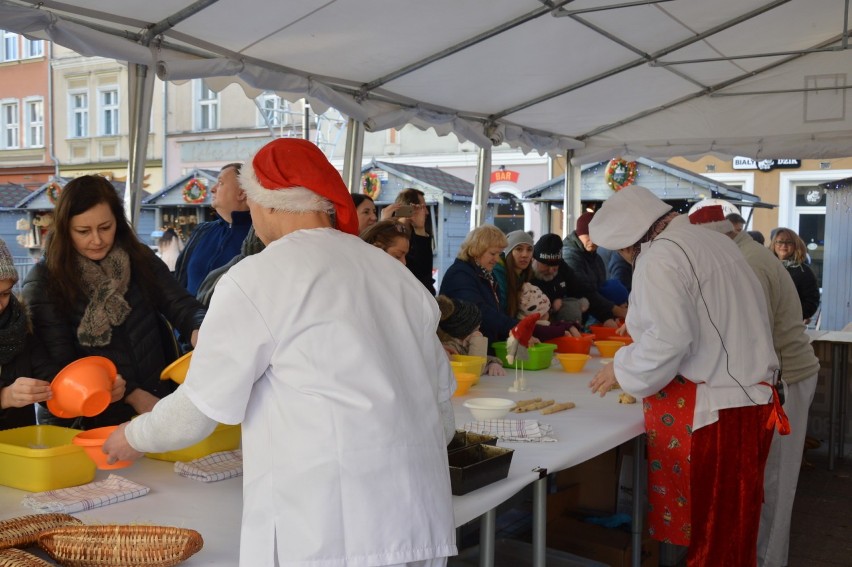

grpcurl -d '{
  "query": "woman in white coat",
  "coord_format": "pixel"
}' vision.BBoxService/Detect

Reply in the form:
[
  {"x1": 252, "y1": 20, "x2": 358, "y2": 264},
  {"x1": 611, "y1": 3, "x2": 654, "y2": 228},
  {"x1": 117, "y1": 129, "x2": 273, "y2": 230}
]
[{"x1": 104, "y1": 138, "x2": 457, "y2": 567}]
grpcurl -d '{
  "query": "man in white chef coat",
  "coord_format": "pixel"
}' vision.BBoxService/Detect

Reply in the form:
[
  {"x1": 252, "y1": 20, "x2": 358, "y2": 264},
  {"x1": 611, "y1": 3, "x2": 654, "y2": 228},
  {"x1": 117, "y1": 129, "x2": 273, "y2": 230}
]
[{"x1": 104, "y1": 138, "x2": 458, "y2": 567}]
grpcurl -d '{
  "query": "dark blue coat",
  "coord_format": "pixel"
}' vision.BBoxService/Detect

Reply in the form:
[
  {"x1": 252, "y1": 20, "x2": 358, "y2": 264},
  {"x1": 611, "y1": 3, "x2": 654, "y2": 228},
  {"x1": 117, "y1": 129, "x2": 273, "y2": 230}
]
[{"x1": 439, "y1": 258, "x2": 516, "y2": 346}]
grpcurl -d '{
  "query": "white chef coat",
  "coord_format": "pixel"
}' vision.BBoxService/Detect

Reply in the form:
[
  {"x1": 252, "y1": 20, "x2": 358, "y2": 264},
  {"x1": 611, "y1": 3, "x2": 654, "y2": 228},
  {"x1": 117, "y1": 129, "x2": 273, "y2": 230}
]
[
  {"x1": 182, "y1": 228, "x2": 457, "y2": 567},
  {"x1": 613, "y1": 215, "x2": 778, "y2": 431}
]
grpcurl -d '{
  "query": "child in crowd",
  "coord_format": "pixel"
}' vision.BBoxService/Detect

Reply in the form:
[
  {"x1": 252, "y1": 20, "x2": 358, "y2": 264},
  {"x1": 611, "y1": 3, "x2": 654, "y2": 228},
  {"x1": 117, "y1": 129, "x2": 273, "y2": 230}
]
[
  {"x1": 518, "y1": 283, "x2": 586, "y2": 340},
  {"x1": 436, "y1": 295, "x2": 505, "y2": 376}
]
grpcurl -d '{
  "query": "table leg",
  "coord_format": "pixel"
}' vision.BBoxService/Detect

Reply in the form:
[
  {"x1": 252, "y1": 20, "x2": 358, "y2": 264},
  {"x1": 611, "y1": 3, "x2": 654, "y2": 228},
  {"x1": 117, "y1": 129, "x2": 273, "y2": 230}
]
[
  {"x1": 478, "y1": 508, "x2": 495, "y2": 567},
  {"x1": 839, "y1": 345, "x2": 849, "y2": 461},
  {"x1": 631, "y1": 435, "x2": 644, "y2": 567},
  {"x1": 829, "y1": 344, "x2": 843, "y2": 470},
  {"x1": 531, "y1": 476, "x2": 547, "y2": 567}
]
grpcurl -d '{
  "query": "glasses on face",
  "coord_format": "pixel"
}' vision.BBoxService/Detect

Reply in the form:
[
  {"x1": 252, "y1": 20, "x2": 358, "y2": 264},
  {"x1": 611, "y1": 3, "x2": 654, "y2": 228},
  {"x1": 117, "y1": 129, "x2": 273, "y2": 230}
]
[{"x1": 774, "y1": 240, "x2": 794, "y2": 247}]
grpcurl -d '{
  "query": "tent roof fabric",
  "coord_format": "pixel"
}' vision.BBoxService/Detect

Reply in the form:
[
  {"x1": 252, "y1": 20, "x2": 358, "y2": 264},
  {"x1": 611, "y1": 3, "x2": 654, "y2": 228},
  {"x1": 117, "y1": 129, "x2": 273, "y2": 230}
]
[{"x1": 3, "y1": 0, "x2": 852, "y2": 162}]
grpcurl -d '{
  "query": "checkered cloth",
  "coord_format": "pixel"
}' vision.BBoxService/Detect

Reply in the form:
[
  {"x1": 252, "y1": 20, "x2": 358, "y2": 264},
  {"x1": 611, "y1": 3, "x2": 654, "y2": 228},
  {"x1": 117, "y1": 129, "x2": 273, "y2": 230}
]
[
  {"x1": 174, "y1": 450, "x2": 242, "y2": 483},
  {"x1": 462, "y1": 419, "x2": 557, "y2": 442},
  {"x1": 21, "y1": 474, "x2": 150, "y2": 513}
]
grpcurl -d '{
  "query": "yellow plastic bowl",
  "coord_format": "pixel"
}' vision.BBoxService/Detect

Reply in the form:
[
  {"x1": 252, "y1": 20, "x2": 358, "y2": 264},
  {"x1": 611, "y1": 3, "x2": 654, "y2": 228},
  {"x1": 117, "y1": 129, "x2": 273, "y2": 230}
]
[
  {"x1": 160, "y1": 351, "x2": 193, "y2": 384},
  {"x1": 451, "y1": 354, "x2": 485, "y2": 378},
  {"x1": 145, "y1": 424, "x2": 241, "y2": 462},
  {"x1": 453, "y1": 372, "x2": 478, "y2": 397},
  {"x1": 595, "y1": 340, "x2": 625, "y2": 358},
  {"x1": 555, "y1": 353, "x2": 591, "y2": 373},
  {"x1": 450, "y1": 361, "x2": 480, "y2": 385}
]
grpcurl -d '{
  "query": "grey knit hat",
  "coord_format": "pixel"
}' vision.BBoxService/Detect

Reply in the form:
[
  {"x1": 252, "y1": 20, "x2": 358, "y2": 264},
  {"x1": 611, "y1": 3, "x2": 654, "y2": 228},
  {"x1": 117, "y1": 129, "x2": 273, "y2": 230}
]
[
  {"x1": 505, "y1": 230, "x2": 534, "y2": 255},
  {"x1": 0, "y1": 239, "x2": 17, "y2": 283}
]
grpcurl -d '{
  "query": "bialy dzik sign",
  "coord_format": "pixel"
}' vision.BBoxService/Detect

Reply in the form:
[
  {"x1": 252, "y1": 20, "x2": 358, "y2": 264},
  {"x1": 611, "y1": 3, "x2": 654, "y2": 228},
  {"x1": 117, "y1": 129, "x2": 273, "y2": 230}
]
[{"x1": 732, "y1": 157, "x2": 801, "y2": 172}]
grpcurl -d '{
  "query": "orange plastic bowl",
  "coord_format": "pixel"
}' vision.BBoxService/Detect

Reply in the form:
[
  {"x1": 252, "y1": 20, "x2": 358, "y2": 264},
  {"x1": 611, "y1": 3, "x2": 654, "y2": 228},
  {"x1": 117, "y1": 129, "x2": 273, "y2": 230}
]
[
  {"x1": 72, "y1": 426, "x2": 132, "y2": 470},
  {"x1": 555, "y1": 353, "x2": 591, "y2": 373},
  {"x1": 609, "y1": 335, "x2": 634, "y2": 346},
  {"x1": 545, "y1": 335, "x2": 593, "y2": 355},
  {"x1": 589, "y1": 325, "x2": 619, "y2": 340},
  {"x1": 47, "y1": 356, "x2": 116, "y2": 419},
  {"x1": 595, "y1": 340, "x2": 626, "y2": 358},
  {"x1": 160, "y1": 351, "x2": 193, "y2": 384},
  {"x1": 453, "y1": 372, "x2": 478, "y2": 397}
]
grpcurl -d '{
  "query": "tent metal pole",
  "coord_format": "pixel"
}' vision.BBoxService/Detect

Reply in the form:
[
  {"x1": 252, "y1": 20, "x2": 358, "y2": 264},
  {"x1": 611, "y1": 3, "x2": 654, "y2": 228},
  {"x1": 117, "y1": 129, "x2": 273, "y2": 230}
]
[
  {"x1": 126, "y1": 63, "x2": 155, "y2": 228},
  {"x1": 562, "y1": 151, "x2": 581, "y2": 239},
  {"x1": 472, "y1": 147, "x2": 492, "y2": 230},
  {"x1": 341, "y1": 118, "x2": 364, "y2": 194}
]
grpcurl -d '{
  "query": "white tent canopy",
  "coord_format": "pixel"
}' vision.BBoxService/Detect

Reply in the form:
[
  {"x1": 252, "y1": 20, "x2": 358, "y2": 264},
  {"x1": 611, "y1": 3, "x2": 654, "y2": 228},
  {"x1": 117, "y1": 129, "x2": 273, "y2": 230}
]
[{"x1": 3, "y1": 0, "x2": 852, "y2": 163}]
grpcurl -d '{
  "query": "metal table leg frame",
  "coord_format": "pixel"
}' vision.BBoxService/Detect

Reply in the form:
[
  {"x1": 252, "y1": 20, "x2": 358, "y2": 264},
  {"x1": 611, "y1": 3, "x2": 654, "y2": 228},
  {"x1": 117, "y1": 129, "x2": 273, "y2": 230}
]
[
  {"x1": 532, "y1": 475, "x2": 548, "y2": 567},
  {"x1": 829, "y1": 344, "x2": 843, "y2": 470},
  {"x1": 631, "y1": 434, "x2": 646, "y2": 567},
  {"x1": 478, "y1": 508, "x2": 496, "y2": 567}
]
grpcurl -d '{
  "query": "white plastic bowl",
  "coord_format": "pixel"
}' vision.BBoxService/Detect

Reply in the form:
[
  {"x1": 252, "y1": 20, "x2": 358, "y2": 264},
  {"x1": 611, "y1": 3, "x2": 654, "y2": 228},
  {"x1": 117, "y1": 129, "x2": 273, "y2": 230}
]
[{"x1": 463, "y1": 398, "x2": 516, "y2": 421}]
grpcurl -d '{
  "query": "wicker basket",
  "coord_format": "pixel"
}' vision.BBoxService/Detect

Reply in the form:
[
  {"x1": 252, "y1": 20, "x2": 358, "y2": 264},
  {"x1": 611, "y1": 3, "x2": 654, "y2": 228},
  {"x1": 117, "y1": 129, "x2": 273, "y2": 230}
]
[
  {"x1": 0, "y1": 548, "x2": 54, "y2": 567},
  {"x1": 38, "y1": 525, "x2": 203, "y2": 567},
  {"x1": 0, "y1": 514, "x2": 83, "y2": 550}
]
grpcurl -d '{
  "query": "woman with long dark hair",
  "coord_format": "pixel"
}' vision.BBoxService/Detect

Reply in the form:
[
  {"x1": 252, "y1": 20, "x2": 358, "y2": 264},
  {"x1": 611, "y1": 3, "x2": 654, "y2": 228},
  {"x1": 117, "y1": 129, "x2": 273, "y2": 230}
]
[{"x1": 22, "y1": 175, "x2": 206, "y2": 428}]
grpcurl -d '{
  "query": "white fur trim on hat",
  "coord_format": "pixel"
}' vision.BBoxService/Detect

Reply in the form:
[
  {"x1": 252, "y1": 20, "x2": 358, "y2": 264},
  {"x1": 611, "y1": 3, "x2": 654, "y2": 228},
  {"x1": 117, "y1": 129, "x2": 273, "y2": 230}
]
[
  {"x1": 239, "y1": 146, "x2": 334, "y2": 214},
  {"x1": 589, "y1": 186, "x2": 673, "y2": 250}
]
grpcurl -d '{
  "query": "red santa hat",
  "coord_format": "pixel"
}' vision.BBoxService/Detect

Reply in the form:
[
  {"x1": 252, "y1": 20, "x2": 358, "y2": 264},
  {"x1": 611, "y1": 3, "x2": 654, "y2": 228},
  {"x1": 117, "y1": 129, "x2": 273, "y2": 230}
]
[
  {"x1": 240, "y1": 138, "x2": 359, "y2": 235},
  {"x1": 687, "y1": 204, "x2": 734, "y2": 234}
]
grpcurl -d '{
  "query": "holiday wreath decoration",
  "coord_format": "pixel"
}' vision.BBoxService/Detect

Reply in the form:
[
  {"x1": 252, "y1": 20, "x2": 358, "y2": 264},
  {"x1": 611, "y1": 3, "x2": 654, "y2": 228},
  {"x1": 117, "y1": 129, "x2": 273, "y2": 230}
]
[
  {"x1": 361, "y1": 172, "x2": 381, "y2": 200},
  {"x1": 604, "y1": 158, "x2": 637, "y2": 192},
  {"x1": 46, "y1": 182, "x2": 63, "y2": 206},
  {"x1": 182, "y1": 178, "x2": 207, "y2": 204}
]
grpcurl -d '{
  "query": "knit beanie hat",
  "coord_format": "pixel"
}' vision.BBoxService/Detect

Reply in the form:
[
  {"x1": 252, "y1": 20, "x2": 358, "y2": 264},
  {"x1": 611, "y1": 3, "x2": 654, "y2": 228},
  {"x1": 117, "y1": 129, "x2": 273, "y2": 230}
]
[
  {"x1": 518, "y1": 283, "x2": 550, "y2": 318},
  {"x1": 240, "y1": 138, "x2": 359, "y2": 235},
  {"x1": 437, "y1": 295, "x2": 482, "y2": 340},
  {"x1": 0, "y1": 239, "x2": 17, "y2": 283},
  {"x1": 533, "y1": 233, "x2": 563, "y2": 266},
  {"x1": 505, "y1": 230, "x2": 534, "y2": 255},
  {"x1": 576, "y1": 212, "x2": 595, "y2": 236}
]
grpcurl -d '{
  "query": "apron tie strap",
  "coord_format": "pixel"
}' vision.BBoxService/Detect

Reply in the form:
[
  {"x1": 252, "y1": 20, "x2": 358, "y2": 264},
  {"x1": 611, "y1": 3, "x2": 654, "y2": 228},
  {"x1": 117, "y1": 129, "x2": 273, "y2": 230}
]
[{"x1": 760, "y1": 381, "x2": 791, "y2": 436}]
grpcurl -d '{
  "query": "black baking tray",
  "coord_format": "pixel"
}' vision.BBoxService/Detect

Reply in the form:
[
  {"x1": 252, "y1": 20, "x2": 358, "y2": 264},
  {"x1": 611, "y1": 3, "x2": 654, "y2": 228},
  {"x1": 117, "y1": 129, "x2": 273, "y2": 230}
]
[
  {"x1": 448, "y1": 444, "x2": 514, "y2": 495},
  {"x1": 447, "y1": 430, "x2": 498, "y2": 454}
]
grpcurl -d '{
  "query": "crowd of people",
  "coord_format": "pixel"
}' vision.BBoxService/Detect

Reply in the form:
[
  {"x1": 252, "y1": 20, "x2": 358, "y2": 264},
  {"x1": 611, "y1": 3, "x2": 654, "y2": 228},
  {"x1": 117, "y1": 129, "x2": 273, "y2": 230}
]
[{"x1": 0, "y1": 148, "x2": 825, "y2": 567}]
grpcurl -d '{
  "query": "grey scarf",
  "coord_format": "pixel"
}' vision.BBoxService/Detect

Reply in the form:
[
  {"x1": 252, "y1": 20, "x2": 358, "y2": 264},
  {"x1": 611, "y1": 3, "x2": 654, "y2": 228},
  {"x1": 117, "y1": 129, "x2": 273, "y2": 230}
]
[{"x1": 76, "y1": 247, "x2": 131, "y2": 347}]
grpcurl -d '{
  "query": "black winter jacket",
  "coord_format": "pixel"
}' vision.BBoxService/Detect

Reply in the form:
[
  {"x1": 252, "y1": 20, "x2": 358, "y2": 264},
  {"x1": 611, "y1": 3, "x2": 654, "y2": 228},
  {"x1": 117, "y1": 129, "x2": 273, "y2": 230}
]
[
  {"x1": 22, "y1": 247, "x2": 206, "y2": 428},
  {"x1": 561, "y1": 232, "x2": 617, "y2": 323},
  {"x1": 785, "y1": 262, "x2": 821, "y2": 320},
  {"x1": 0, "y1": 333, "x2": 46, "y2": 430}
]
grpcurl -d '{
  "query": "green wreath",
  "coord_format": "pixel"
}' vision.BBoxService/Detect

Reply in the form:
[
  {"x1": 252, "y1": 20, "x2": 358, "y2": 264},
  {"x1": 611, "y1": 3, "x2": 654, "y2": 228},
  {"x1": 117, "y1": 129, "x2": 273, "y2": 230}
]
[
  {"x1": 362, "y1": 173, "x2": 381, "y2": 200},
  {"x1": 605, "y1": 158, "x2": 637, "y2": 191},
  {"x1": 46, "y1": 182, "x2": 63, "y2": 205},
  {"x1": 182, "y1": 178, "x2": 207, "y2": 204}
]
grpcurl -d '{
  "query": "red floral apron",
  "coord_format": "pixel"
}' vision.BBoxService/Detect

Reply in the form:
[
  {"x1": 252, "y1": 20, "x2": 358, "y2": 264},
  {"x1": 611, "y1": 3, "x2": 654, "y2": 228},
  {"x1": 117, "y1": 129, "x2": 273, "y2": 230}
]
[{"x1": 643, "y1": 375, "x2": 695, "y2": 545}]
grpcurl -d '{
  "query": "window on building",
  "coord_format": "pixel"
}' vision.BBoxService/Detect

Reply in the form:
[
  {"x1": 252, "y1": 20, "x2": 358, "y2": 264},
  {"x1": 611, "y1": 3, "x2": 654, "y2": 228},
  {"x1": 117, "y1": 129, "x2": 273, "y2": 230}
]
[
  {"x1": 24, "y1": 99, "x2": 43, "y2": 147},
  {"x1": 194, "y1": 80, "x2": 219, "y2": 131},
  {"x1": 1, "y1": 101, "x2": 19, "y2": 149},
  {"x1": 99, "y1": 88, "x2": 119, "y2": 136},
  {"x1": 493, "y1": 194, "x2": 525, "y2": 235},
  {"x1": 69, "y1": 91, "x2": 88, "y2": 138},
  {"x1": 1, "y1": 31, "x2": 18, "y2": 62},
  {"x1": 792, "y1": 184, "x2": 827, "y2": 288},
  {"x1": 257, "y1": 93, "x2": 288, "y2": 128},
  {"x1": 23, "y1": 38, "x2": 43, "y2": 58}
]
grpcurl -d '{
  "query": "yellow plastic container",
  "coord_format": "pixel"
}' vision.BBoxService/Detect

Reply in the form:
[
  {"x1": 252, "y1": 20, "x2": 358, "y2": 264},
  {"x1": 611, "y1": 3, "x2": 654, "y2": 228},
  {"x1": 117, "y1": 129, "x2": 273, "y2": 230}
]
[
  {"x1": 145, "y1": 424, "x2": 241, "y2": 462},
  {"x1": 0, "y1": 425, "x2": 96, "y2": 492},
  {"x1": 450, "y1": 354, "x2": 486, "y2": 378}
]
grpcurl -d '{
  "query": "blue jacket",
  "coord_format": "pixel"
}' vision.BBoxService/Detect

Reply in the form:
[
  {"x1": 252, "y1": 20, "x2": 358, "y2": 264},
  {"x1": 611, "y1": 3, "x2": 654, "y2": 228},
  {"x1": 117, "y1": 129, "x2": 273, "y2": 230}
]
[
  {"x1": 174, "y1": 210, "x2": 253, "y2": 295},
  {"x1": 439, "y1": 258, "x2": 516, "y2": 346}
]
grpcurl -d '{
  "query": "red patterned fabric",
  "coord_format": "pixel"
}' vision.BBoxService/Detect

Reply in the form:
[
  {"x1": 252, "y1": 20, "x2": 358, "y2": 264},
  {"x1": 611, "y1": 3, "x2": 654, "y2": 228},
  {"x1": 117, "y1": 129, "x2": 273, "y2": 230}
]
[
  {"x1": 644, "y1": 376, "x2": 774, "y2": 567},
  {"x1": 643, "y1": 376, "x2": 696, "y2": 545}
]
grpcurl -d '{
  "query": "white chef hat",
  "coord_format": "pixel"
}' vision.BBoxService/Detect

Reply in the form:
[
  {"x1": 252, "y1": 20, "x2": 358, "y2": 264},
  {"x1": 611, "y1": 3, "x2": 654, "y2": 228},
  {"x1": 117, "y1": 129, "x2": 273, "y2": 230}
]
[{"x1": 588, "y1": 186, "x2": 672, "y2": 250}]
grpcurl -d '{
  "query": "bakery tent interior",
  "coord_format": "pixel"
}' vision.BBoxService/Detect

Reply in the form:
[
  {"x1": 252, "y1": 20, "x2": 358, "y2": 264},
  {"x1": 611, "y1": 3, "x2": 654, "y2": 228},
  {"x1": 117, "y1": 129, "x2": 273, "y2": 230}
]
[{"x1": 2, "y1": 0, "x2": 850, "y2": 328}]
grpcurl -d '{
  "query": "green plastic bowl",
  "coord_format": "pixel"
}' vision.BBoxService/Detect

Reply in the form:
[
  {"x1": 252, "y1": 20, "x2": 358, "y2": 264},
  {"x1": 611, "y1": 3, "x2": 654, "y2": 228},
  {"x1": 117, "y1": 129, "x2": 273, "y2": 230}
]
[{"x1": 492, "y1": 341, "x2": 557, "y2": 370}]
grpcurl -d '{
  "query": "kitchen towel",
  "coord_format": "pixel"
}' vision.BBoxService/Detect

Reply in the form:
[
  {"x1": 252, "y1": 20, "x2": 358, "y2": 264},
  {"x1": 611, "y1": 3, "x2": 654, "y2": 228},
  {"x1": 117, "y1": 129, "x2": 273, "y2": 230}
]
[
  {"x1": 462, "y1": 419, "x2": 557, "y2": 442},
  {"x1": 174, "y1": 450, "x2": 242, "y2": 482},
  {"x1": 21, "y1": 474, "x2": 150, "y2": 513}
]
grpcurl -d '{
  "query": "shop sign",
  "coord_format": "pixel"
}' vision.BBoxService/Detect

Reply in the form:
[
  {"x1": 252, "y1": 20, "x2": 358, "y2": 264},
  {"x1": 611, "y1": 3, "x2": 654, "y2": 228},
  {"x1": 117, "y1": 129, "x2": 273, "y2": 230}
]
[
  {"x1": 732, "y1": 157, "x2": 801, "y2": 172},
  {"x1": 491, "y1": 169, "x2": 520, "y2": 184}
]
